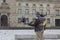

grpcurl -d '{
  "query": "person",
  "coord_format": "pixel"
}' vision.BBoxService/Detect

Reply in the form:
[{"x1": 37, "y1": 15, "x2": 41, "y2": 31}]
[{"x1": 28, "y1": 12, "x2": 46, "y2": 40}]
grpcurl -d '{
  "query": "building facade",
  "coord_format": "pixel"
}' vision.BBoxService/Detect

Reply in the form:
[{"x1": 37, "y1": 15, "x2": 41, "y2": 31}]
[{"x1": 0, "y1": 0, "x2": 60, "y2": 27}]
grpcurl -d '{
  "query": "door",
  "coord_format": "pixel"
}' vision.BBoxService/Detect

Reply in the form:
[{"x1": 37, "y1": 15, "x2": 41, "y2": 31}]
[
  {"x1": 55, "y1": 19, "x2": 60, "y2": 26},
  {"x1": 1, "y1": 15, "x2": 8, "y2": 26}
]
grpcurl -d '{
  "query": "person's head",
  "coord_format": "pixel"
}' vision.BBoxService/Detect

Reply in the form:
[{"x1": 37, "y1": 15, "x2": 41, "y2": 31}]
[
  {"x1": 40, "y1": 14, "x2": 46, "y2": 17},
  {"x1": 36, "y1": 12, "x2": 40, "y2": 17},
  {"x1": 36, "y1": 12, "x2": 46, "y2": 17}
]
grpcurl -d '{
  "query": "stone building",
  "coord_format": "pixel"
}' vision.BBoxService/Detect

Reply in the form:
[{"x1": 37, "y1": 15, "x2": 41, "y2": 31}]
[{"x1": 0, "y1": 0, "x2": 60, "y2": 27}]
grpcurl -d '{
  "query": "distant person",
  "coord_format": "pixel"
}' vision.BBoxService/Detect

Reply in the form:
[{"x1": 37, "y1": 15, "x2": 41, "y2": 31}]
[
  {"x1": 28, "y1": 12, "x2": 46, "y2": 40},
  {"x1": 22, "y1": 16, "x2": 29, "y2": 24}
]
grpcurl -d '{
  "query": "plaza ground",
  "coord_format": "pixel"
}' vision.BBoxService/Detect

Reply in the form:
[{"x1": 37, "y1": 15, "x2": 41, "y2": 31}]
[{"x1": 0, "y1": 29, "x2": 60, "y2": 40}]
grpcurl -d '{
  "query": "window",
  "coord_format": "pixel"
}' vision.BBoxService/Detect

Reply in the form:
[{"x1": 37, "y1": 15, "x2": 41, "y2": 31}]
[
  {"x1": 25, "y1": 9, "x2": 29, "y2": 14},
  {"x1": 25, "y1": 18, "x2": 29, "y2": 24},
  {"x1": 47, "y1": 4, "x2": 49, "y2": 6},
  {"x1": 18, "y1": 3, "x2": 21, "y2": 6},
  {"x1": 32, "y1": 9, "x2": 36, "y2": 14},
  {"x1": 40, "y1": 4, "x2": 43, "y2": 7},
  {"x1": 56, "y1": 10, "x2": 60, "y2": 16},
  {"x1": 18, "y1": 9, "x2": 22, "y2": 14},
  {"x1": 3, "y1": 0, "x2": 6, "y2": 2},
  {"x1": 22, "y1": 17, "x2": 29, "y2": 24},
  {"x1": 55, "y1": 19, "x2": 60, "y2": 26},
  {"x1": 18, "y1": 18, "x2": 22, "y2": 23},
  {"x1": 47, "y1": 18, "x2": 50, "y2": 24},
  {"x1": 26, "y1": 3, "x2": 29, "y2": 6},
  {"x1": 33, "y1": 4, "x2": 36, "y2": 6},
  {"x1": 40, "y1": 9, "x2": 43, "y2": 14},
  {"x1": 46, "y1": 10, "x2": 50, "y2": 15},
  {"x1": 47, "y1": 4, "x2": 50, "y2": 7}
]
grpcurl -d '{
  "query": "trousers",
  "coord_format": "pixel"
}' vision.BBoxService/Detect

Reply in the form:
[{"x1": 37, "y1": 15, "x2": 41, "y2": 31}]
[{"x1": 36, "y1": 30, "x2": 44, "y2": 40}]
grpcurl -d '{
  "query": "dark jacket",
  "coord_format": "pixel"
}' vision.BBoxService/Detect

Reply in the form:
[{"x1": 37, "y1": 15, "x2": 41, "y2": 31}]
[{"x1": 29, "y1": 17, "x2": 45, "y2": 32}]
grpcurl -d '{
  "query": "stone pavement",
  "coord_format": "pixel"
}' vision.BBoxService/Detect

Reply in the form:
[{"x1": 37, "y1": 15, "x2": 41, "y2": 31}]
[{"x1": 0, "y1": 29, "x2": 60, "y2": 40}]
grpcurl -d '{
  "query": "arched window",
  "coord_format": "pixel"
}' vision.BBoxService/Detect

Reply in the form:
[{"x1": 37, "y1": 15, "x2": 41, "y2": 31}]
[
  {"x1": 47, "y1": 4, "x2": 50, "y2": 7},
  {"x1": 18, "y1": 3, "x2": 21, "y2": 6},
  {"x1": 33, "y1": 4, "x2": 36, "y2": 6},
  {"x1": 26, "y1": 3, "x2": 29, "y2": 6},
  {"x1": 40, "y1": 4, "x2": 43, "y2": 7}
]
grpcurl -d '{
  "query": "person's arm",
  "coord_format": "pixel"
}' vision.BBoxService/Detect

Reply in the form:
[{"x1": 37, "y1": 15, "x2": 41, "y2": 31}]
[
  {"x1": 28, "y1": 21, "x2": 35, "y2": 26},
  {"x1": 28, "y1": 19, "x2": 38, "y2": 26}
]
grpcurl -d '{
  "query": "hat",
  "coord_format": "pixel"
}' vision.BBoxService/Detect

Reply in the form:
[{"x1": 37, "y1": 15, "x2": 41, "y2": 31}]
[{"x1": 40, "y1": 14, "x2": 46, "y2": 17}]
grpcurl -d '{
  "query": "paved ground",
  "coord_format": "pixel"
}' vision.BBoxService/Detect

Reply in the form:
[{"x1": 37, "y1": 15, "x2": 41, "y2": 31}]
[
  {"x1": 44, "y1": 39, "x2": 60, "y2": 40},
  {"x1": 0, "y1": 29, "x2": 60, "y2": 40}
]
